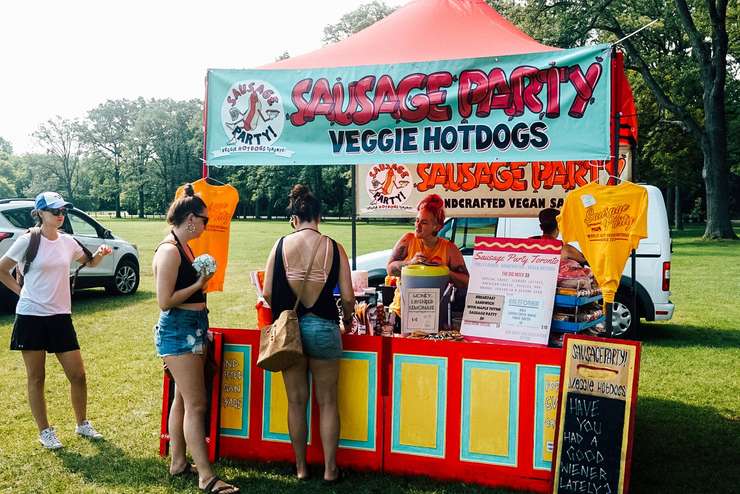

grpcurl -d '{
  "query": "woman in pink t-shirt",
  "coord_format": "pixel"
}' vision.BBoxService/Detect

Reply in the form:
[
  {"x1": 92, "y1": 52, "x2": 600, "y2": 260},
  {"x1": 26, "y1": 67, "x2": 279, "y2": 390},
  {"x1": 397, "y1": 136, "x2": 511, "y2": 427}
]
[{"x1": 0, "y1": 192, "x2": 112, "y2": 450}]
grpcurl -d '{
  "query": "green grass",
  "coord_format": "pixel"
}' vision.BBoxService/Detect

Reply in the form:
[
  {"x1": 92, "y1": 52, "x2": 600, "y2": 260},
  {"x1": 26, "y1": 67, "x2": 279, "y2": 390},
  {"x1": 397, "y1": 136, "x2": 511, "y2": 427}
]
[{"x1": 0, "y1": 220, "x2": 738, "y2": 493}]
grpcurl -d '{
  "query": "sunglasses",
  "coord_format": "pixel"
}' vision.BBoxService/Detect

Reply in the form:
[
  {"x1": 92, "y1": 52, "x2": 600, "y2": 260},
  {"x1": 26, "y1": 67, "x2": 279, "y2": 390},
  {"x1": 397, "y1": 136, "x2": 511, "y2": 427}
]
[
  {"x1": 45, "y1": 208, "x2": 67, "y2": 216},
  {"x1": 194, "y1": 213, "x2": 209, "y2": 226}
]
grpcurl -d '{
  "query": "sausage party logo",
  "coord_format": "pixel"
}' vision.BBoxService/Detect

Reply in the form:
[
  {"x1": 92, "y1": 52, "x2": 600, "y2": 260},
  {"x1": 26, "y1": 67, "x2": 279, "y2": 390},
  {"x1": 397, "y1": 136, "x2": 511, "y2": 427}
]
[
  {"x1": 365, "y1": 164, "x2": 414, "y2": 211},
  {"x1": 221, "y1": 80, "x2": 287, "y2": 155}
]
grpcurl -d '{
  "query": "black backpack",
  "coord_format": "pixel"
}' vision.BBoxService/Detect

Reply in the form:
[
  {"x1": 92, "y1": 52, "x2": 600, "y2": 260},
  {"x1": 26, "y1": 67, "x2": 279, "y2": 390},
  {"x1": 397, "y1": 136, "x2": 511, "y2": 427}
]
[{"x1": 16, "y1": 228, "x2": 94, "y2": 289}]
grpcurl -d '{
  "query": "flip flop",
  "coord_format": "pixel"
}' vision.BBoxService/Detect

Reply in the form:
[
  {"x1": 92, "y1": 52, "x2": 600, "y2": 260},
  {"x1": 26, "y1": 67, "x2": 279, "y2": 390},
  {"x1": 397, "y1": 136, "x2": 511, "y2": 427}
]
[
  {"x1": 170, "y1": 463, "x2": 197, "y2": 478},
  {"x1": 201, "y1": 476, "x2": 240, "y2": 493}
]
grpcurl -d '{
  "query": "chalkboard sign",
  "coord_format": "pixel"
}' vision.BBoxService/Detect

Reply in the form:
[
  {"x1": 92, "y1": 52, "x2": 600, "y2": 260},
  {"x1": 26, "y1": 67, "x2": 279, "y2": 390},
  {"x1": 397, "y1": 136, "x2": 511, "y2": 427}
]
[{"x1": 551, "y1": 335, "x2": 641, "y2": 494}]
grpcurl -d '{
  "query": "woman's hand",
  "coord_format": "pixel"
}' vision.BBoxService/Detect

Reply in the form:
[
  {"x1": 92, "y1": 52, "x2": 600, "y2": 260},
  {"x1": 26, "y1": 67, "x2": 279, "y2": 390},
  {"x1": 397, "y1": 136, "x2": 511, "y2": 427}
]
[
  {"x1": 197, "y1": 270, "x2": 216, "y2": 289},
  {"x1": 94, "y1": 244, "x2": 113, "y2": 258},
  {"x1": 408, "y1": 252, "x2": 428, "y2": 265},
  {"x1": 84, "y1": 244, "x2": 114, "y2": 267}
]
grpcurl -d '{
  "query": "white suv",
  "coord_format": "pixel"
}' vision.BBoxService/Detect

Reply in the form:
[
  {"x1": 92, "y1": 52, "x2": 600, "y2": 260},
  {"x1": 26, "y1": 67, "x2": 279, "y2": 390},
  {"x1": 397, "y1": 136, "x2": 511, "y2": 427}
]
[
  {"x1": 355, "y1": 184, "x2": 674, "y2": 338},
  {"x1": 0, "y1": 199, "x2": 140, "y2": 311}
]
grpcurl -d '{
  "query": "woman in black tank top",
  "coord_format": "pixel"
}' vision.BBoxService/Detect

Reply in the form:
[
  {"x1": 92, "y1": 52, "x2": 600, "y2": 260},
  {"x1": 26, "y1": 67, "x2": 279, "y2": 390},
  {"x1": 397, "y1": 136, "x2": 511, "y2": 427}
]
[
  {"x1": 152, "y1": 184, "x2": 240, "y2": 493},
  {"x1": 263, "y1": 185, "x2": 354, "y2": 483}
]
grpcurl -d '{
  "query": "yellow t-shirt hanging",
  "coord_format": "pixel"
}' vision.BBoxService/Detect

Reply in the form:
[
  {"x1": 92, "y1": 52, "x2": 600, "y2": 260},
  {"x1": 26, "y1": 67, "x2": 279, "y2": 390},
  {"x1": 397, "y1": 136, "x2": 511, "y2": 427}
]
[
  {"x1": 557, "y1": 182, "x2": 647, "y2": 303},
  {"x1": 175, "y1": 179, "x2": 239, "y2": 293}
]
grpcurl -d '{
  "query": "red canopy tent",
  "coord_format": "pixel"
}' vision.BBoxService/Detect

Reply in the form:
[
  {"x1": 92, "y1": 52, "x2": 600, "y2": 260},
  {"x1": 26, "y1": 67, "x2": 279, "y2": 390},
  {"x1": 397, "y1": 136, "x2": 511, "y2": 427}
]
[
  {"x1": 190, "y1": 4, "x2": 643, "y2": 491},
  {"x1": 259, "y1": 0, "x2": 637, "y2": 145}
]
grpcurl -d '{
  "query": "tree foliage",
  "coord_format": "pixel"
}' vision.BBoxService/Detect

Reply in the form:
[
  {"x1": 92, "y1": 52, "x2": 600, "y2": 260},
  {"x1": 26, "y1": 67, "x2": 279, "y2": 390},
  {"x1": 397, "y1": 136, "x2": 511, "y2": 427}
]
[
  {"x1": 322, "y1": 0, "x2": 397, "y2": 43},
  {"x1": 491, "y1": 0, "x2": 738, "y2": 238}
]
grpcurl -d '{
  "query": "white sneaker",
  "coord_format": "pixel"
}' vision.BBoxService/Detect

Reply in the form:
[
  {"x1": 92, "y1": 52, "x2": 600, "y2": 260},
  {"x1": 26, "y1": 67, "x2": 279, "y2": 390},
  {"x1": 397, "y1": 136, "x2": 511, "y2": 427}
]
[
  {"x1": 75, "y1": 420, "x2": 103, "y2": 440},
  {"x1": 39, "y1": 427, "x2": 63, "y2": 449}
]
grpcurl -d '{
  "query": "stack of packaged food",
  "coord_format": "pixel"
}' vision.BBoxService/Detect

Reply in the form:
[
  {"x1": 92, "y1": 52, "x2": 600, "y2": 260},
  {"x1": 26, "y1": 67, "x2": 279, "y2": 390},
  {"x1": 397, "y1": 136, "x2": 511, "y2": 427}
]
[{"x1": 549, "y1": 259, "x2": 606, "y2": 347}]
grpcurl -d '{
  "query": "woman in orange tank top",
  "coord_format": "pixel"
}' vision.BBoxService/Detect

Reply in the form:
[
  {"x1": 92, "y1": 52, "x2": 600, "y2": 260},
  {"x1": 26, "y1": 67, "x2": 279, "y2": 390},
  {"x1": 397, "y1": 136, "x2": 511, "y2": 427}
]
[{"x1": 387, "y1": 194, "x2": 469, "y2": 289}]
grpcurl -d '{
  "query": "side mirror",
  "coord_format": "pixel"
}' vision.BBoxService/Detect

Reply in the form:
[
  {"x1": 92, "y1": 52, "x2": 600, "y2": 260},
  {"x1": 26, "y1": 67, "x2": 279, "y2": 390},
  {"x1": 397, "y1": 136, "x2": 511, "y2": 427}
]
[{"x1": 103, "y1": 229, "x2": 114, "y2": 240}]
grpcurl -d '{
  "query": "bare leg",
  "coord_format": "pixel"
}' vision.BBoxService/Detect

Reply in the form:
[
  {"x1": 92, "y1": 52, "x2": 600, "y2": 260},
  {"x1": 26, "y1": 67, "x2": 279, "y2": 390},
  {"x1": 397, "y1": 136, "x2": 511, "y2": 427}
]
[
  {"x1": 55, "y1": 350, "x2": 87, "y2": 425},
  {"x1": 281, "y1": 357, "x2": 310, "y2": 479},
  {"x1": 167, "y1": 387, "x2": 189, "y2": 474},
  {"x1": 164, "y1": 354, "x2": 237, "y2": 493},
  {"x1": 22, "y1": 351, "x2": 49, "y2": 432},
  {"x1": 309, "y1": 358, "x2": 340, "y2": 481}
]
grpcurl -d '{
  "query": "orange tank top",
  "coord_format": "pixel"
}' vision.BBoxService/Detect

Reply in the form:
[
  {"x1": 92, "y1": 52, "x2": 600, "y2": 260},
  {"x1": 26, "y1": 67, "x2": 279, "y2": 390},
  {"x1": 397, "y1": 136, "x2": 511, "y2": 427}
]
[{"x1": 404, "y1": 236, "x2": 452, "y2": 267}]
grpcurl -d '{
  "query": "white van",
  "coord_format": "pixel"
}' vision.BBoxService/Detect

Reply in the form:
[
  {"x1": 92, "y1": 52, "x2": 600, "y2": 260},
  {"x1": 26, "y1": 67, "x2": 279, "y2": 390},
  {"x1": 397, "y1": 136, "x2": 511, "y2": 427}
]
[{"x1": 355, "y1": 184, "x2": 673, "y2": 338}]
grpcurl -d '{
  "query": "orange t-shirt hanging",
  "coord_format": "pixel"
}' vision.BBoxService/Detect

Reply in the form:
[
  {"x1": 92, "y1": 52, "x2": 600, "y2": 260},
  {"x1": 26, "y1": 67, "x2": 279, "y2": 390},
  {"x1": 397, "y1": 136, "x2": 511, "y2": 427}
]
[
  {"x1": 175, "y1": 179, "x2": 239, "y2": 293},
  {"x1": 557, "y1": 181, "x2": 648, "y2": 303}
]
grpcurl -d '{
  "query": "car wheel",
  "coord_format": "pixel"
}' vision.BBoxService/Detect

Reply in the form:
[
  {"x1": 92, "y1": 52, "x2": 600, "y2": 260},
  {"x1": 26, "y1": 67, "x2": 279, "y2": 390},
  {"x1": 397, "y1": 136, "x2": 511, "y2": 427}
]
[
  {"x1": 611, "y1": 291, "x2": 639, "y2": 339},
  {"x1": 106, "y1": 259, "x2": 139, "y2": 295}
]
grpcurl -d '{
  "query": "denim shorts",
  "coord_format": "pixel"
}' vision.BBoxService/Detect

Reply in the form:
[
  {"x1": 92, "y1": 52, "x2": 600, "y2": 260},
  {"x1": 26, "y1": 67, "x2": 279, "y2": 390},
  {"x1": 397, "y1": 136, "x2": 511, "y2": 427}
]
[
  {"x1": 299, "y1": 314, "x2": 342, "y2": 360},
  {"x1": 154, "y1": 308, "x2": 208, "y2": 357}
]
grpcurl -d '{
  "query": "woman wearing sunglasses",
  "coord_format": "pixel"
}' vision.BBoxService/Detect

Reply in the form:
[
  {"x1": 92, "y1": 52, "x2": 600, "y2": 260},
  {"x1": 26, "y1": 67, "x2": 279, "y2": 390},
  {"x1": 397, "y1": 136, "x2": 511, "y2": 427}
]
[
  {"x1": 152, "y1": 184, "x2": 239, "y2": 493},
  {"x1": 0, "y1": 192, "x2": 112, "y2": 449}
]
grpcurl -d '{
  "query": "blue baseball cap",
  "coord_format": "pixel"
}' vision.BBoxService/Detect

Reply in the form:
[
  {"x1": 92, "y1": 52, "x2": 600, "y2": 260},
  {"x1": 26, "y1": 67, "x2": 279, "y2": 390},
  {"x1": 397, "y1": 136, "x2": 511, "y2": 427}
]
[{"x1": 35, "y1": 192, "x2": 73, "y2": 211}]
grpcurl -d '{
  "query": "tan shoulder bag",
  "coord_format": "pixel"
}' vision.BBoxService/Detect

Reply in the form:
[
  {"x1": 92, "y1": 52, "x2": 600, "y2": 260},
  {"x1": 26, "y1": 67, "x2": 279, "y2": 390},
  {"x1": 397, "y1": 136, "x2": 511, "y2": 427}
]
[{"x1": 257, "y1": 235, "x2": 324, "y2": 372}]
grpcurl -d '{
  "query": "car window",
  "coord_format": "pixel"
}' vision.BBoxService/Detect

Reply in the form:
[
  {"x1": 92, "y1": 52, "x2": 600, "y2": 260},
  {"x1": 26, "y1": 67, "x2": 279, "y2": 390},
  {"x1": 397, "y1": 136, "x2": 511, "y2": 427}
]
[
  {"x1": 67, "y1": 211, "x2": 99, "y2": 237},
  {"x1": 454, "y1": 218, "x2": 498, "y2": 254},
  {"x1": 2, "y1": 207, "x2": 35, "y2": 229}
]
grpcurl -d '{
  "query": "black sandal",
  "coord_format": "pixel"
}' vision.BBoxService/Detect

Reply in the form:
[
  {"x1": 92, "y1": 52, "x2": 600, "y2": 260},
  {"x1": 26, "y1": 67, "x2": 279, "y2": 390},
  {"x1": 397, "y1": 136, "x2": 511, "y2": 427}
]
[
  {"x1": 201, "y1": 476, "x2": 240, "y2": 493},
  {"x1": 170, "y1": 463, "x2": 197, "y2": 478}
]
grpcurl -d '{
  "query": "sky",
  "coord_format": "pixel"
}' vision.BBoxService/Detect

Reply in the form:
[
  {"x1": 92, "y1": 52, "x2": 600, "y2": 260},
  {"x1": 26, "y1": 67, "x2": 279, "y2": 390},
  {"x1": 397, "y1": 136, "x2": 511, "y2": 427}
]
[{"x1": 0, "y1": 0, "x2": 400, "y2": 154}]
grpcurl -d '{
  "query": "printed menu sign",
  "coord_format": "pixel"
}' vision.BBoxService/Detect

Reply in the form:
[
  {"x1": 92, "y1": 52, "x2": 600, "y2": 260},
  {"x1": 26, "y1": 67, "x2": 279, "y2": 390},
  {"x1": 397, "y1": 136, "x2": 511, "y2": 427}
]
[
  {"x1": 461, "y1": 237, "x2": 561, "y2": 345},
  {"x1": 552, "y1": 335, "x2": 641, "y2": 494},
  {"x1": 401, "y1": 288, "x2": 440, "y2": 334}
]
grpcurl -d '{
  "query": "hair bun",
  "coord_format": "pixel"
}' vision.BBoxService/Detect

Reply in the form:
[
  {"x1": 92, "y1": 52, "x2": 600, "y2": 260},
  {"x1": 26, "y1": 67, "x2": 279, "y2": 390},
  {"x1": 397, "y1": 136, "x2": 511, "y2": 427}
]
[
  {"x1": 289, "y1": 184, "x2": 310, "y2": 201},
  {"x1": 418, "y1": 193, "x2": 444, "y2": 210},
  {"x1": 184, "y1": 183, "x2": 195, "y2": 197}
]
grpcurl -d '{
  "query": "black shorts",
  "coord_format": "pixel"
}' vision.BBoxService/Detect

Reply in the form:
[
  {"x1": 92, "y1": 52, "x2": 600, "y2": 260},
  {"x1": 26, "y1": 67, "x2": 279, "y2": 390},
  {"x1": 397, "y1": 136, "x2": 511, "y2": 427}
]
[{"x1": 10, "y1": 314, "x2": 80, "y2": 353}]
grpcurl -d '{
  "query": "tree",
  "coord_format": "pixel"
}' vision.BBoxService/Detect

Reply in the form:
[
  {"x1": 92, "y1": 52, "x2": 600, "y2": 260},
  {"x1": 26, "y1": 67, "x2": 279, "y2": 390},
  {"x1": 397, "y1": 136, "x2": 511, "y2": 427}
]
[
  {"x1": 125, "y1": 102, "x2": 157, "y2": 217},
  {"x1": 491, "y1": 0, "x2": 737, "y2": 239},
  {"x1": 0, "y1": 137, "x2": 17, "y2": 198},
  {"x1": 79, "y1": 99, "x2": 140, "y2": 218},
  {"x1": 32, "y1": 116, "x2": 83, "y2": 201},
  {"x1": 322, "y1": 1, "x2": 398, "y2": 43},
  {"x1": 143, "y1": 99, "x2": 203, "y2": 209}
]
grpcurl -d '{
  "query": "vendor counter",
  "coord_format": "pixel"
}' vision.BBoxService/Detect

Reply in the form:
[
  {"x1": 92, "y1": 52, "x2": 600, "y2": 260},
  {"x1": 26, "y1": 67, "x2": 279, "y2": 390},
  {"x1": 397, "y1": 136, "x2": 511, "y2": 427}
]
[{"x1": 162, "y1": 329, "x2": 563, "y2": 492}]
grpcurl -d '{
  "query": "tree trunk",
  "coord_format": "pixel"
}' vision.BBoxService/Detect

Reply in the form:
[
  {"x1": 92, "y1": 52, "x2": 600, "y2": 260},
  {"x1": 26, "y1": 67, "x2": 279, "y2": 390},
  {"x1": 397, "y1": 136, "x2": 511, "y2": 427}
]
[
  {"x1": 701, "y1": 86, "x2": 736, "y2": 239},
  {"x1": 138, "y1": 186, "x2": 145, "y2": 218},
  {"x1": 674, "y1": 184, "x2": 683, "y2": 230},
  {"x1": 114, "y1": 156, "x2": 122, "y2": 218},
  {"x1": 666, "y1": 186, "x2": 674, "y2": 228}
]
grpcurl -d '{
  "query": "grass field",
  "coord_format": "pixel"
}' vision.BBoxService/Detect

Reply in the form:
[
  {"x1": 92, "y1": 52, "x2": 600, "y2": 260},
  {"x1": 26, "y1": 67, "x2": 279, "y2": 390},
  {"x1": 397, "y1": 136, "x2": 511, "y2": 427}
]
[{"x1": 0, "y1": 220, "x2": 738, "y2": 493}]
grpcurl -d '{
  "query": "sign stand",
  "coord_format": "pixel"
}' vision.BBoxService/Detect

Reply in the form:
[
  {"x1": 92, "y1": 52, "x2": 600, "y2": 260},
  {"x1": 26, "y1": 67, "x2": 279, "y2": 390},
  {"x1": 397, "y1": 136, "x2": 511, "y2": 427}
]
[{"x1": 550, "y1": 334, "x2": 641, "y2": 494}]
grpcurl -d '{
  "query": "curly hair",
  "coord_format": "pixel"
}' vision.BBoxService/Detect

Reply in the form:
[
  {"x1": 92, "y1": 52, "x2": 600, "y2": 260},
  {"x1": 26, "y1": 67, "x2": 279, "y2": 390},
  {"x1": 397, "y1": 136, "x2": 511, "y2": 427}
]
[{"x1": 417, "y1": 193, "x2": 445, "y2": 230}]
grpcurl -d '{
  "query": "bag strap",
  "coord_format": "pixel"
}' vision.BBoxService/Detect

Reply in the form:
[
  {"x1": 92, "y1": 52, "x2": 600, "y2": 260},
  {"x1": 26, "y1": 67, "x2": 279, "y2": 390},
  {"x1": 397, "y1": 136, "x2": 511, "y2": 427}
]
[
  {"x1": 70, "y1": 237, "x2": 95, "y2": 290},
  {"x1": 292, "y1": 235, "x2": 325, "y2": 312}
]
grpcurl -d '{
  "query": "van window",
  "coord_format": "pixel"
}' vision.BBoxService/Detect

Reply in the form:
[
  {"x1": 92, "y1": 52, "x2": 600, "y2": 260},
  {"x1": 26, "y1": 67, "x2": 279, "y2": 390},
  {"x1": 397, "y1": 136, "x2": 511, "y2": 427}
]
[
  {"x1": 2, "y1": 207, "x2": 35, "y2": 229},
  {"x1": 454, "y1": 218, "x2": 498, "y2": 254}
]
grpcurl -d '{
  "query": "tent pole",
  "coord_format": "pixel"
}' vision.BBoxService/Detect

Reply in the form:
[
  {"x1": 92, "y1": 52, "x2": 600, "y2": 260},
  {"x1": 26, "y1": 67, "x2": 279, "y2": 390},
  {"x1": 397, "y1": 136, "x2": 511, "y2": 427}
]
[
  {"x1": 202, "y1": 73, "x2": 209, "y2": 180},
  {"x1": 351, "y1": 164, "x2": 357, "y2": 270}
]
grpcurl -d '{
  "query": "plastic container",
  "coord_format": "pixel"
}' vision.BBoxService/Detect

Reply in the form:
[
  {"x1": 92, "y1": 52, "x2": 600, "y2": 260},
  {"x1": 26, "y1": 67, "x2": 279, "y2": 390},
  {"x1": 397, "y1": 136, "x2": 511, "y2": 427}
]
[
  {"x1": 400, "y1": 265, "x2": 450, "y2": 334},
  {"x1": 351, "y1": 270, "x2": 369, "y2": 295},
  {"x1": 255, "y1": 299, "x2": 273, "y2": 328}
]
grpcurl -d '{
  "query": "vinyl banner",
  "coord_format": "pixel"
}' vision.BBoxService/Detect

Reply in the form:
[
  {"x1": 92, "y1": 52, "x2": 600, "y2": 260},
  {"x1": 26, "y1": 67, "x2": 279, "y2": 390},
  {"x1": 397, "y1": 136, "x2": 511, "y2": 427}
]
[
  {"x1": 355, "y1": 146, "x2": 631, "y2": 218},
  {"x1": 205, "y1": 44, "x2": 612, "y2": 166}
]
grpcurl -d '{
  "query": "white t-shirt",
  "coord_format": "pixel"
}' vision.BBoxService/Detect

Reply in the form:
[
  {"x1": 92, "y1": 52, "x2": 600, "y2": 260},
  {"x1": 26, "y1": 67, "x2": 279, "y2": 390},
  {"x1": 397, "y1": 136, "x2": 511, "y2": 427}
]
[{"x1": 3, "y1": 232, "x2": 84, "y2": 316}]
